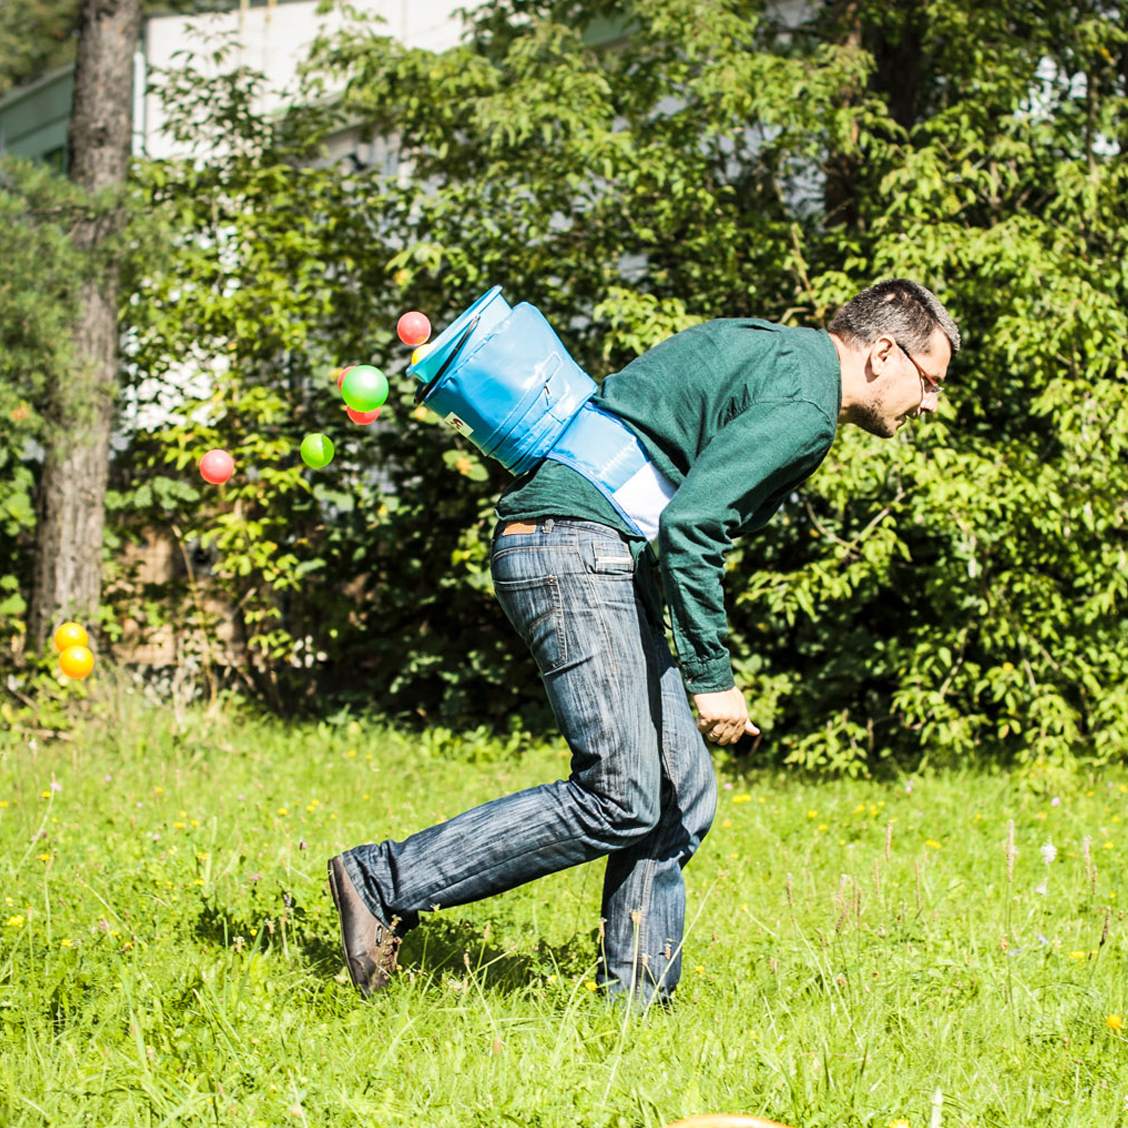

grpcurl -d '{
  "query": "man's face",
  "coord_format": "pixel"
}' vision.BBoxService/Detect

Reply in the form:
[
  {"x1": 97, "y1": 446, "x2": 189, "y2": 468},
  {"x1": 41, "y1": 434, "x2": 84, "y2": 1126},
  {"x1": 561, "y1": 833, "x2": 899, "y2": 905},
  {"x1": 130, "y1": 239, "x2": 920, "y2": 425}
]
[{"x1": 853, "y1": 329, "x2": 952, "y2": 438}]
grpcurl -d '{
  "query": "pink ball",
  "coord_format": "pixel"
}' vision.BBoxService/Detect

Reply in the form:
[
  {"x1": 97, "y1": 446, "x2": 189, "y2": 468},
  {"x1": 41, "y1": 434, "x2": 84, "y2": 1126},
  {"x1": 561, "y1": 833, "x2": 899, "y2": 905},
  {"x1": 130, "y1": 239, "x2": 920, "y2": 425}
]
[
  {"x1": 396, "y1": 311, "x2": 431, "y2": 347},
  {"x1": 346, "y1": 405, "x2": 382, "y2": 425},
  {"x1": 336, "y1": 364, "x2": 356, "y2": 389},
  {"x1": 199, "y1": 449, "x2": 235, "y2": 485}
]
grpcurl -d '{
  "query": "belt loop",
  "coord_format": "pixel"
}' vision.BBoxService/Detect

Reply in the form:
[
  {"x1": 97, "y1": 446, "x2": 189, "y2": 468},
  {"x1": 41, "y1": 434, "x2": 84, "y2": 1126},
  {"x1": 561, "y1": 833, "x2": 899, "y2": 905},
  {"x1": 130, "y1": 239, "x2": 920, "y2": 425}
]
[{"x1": 543, "y1": 518, "x2": 555, "y2": 535}]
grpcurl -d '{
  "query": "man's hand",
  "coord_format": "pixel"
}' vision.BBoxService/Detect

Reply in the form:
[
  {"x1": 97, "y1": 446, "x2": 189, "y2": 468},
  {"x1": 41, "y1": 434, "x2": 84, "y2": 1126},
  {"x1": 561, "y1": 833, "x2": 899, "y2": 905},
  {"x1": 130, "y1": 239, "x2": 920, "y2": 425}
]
[{"x1": 692, "y1": 687, "x2": 760, "y2": 746}]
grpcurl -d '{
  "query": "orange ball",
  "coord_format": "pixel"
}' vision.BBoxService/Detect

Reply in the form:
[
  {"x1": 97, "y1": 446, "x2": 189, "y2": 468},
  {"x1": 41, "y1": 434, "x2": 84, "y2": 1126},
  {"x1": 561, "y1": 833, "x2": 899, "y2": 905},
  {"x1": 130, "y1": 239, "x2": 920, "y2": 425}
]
[
  {"x1": 59, "y1": 645, "x2": 95, "y2": 680},
  {"x1": 397, "y1": 311, "x2": 431, "y2": 347},
  {"x1": 199, "y1": 449, "x2": 235, "y2": 485},
  {"x1": 53, "y1": 621, "x2": 88, "y2": 652},
  {"x1": 346, "y1": 405, "x2": 381, "y2": 425}
]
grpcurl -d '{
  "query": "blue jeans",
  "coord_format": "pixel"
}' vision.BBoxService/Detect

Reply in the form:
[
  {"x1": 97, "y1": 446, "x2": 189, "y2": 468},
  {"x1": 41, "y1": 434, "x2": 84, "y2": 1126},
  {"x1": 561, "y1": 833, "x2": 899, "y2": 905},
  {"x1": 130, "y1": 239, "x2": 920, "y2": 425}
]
[{"x1": 341, "y1": 518, "x2": 717, "y2": 1003}]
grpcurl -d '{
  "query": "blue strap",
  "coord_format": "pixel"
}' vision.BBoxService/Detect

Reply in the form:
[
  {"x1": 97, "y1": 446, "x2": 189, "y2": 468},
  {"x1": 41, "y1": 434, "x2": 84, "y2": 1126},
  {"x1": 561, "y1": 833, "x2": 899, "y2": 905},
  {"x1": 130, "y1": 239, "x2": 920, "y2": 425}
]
[{"x1": 544, "y1": 403, "x2": 677, "y2": 542}]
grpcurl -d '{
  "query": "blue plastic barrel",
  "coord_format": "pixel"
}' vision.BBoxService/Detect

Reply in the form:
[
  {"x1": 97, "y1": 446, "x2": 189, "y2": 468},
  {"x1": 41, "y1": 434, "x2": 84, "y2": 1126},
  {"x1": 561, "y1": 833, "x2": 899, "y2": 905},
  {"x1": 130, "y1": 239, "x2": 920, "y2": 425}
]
[
  {"x1": 408, "y1": 285, "x2": 512, "y2": 387},
  {"x1": 409, "y1": 288, "x2": 596, "y2": 476}
]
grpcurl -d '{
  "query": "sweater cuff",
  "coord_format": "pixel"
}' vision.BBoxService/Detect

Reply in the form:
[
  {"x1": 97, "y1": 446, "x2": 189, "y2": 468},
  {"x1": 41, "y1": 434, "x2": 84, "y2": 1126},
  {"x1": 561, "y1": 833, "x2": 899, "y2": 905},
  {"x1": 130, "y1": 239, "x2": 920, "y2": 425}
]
[{"x1": 680, "y1": 657, "x2": 735, "y2": 695}]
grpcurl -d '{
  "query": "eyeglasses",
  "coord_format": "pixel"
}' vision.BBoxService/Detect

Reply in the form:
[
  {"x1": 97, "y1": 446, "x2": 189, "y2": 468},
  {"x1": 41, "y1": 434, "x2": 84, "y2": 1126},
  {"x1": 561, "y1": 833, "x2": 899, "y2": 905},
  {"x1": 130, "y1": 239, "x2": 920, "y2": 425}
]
[{"x1": 895, "y1": 340, "x2": 945, "y2": 399}]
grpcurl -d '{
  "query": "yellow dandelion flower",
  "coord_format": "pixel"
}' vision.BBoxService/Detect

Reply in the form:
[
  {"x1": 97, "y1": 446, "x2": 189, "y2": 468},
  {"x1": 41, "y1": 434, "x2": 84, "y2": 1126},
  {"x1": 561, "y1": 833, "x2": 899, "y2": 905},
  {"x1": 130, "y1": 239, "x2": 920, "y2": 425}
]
[
  {"x1": 1107, "y1": 1015, "x2": 1123, "y2": 1032},
  {"x1": 546, "y1": 975, "x2": 557, "y2": 984},
  {"x1": 721, "y1": 820, "x2": 732, "y2": 828},
  {"x1": 694, "y1": 965, "x2": 705, "y2": 976},
  {"x1": 1069, "y1": 951, "x2": 1087, "y2": 960},
  {"x1": 347, "y1": 749, "x2": 357, "y2": 758},
  {"x1": 41, "y1": 790, "x2": 51, "y2": 800},
  {"x1": 173, "y1": 821, "x2": 185, "y2": 829},
  {"x1": 585, "y1": 981, "x2": 598, "y2": 991},
  {"x1": 155, "y1": 787, "x2": 164, "y2": 794},
  {"x1": 193, "y1": 879, "x2": 205, "y2": 886},
  {"x1": 806, "y1": 810, "x2": 818, "y2": 818},
  {"x1": 0, "y1": 800, "x2": 9, "y2": 807},
  {"x1": 925, "y1": 839, "x2": 942, "y2": 850},
  {"x1": 37, "y1": 853, "x2": 51, "y2": 862},
  {"x1": 196, "y1": 852, "x2": 209, "y2": 861},
  {"x1": 887, "y1": 1120, "x2": 911, "y2": 1128},
  {"x1": 60, "y1": 938, "x2": 73, "y2": 948},
  {"x1": 1103, "y1": 842, "x2": 1114, "y2": 849},
  {"x1": 277, "y1": 808, "x2": 288, "y2": 817},
  {"x1": 817, "y1": 824, "x2": 828, "y2": 831},
  {"x1": 733, "y1": 794, "x2": 751, "y2": 803},
  {"x1": 6, "y1": 916, "x2": 24, "y2": 927}
]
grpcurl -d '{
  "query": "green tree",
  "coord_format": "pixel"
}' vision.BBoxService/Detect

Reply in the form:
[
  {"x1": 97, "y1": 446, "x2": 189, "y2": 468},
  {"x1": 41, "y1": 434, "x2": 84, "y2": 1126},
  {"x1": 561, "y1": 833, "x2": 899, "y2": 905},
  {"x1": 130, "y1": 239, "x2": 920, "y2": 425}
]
[
  {"x1": 295, "y1": 0, "x2": 1128, "y2": 768},
  {"x1": 0, "y1": 0, "x2": 79, "y2": 97},
  {"x1": 0, "y1": 160, "x2": 85, "y2": 657},
  {"x1": 0, "y1": 0, "x2": 266, "y2": 97},
  {"x1": 26, "y1": 0, "x2": 145, "y2": 650},
  {"x1": 75, "y1": 0, "x2": 1128, "y2": 766}
]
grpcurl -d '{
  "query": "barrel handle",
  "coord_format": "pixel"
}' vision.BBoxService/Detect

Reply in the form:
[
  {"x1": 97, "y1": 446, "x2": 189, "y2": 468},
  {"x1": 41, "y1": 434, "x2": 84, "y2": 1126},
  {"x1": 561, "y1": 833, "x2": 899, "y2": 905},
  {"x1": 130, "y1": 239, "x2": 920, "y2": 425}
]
[{"x1": 413, "y1": 314, "x2": 481, "y2": 405}]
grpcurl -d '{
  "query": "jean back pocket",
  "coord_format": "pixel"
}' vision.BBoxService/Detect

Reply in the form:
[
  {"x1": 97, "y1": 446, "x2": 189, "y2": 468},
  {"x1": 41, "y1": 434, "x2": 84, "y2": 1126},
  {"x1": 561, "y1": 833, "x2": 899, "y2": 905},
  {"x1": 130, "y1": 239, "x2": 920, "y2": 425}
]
[{"x1": 492, "y1": 574, "x2": 568, "y2": 674}]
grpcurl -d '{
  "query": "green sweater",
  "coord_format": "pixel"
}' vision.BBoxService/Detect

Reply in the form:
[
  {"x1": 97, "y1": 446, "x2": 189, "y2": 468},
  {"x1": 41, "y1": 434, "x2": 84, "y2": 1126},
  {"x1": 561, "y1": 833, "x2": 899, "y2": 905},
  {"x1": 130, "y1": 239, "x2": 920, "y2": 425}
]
[{"x1": 496, "y1": 318, "x2": 841, "y2": 693}]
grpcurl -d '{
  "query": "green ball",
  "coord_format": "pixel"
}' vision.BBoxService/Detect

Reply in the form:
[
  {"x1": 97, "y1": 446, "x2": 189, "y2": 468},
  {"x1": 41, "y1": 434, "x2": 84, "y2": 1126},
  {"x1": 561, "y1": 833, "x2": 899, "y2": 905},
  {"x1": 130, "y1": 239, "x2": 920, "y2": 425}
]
[
  {"x1": 340, "y1": 364, "x2": 388, "y2": 412},
  {"x1": 300, "y1": 433, "x2": 335, "y2": 469}
]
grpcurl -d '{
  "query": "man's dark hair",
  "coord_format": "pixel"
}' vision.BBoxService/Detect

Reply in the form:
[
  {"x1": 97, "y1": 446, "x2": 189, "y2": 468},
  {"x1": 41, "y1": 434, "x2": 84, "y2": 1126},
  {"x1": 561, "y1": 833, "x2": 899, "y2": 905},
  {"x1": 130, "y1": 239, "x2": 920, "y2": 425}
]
[{"x1": 828, "y1": 278, "x2": 961, "y2": 356}]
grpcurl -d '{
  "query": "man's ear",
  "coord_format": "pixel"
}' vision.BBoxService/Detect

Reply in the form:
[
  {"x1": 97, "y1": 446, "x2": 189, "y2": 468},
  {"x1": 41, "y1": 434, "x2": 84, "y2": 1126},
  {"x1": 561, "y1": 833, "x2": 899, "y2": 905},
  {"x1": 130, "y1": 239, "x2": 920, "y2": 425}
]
[{"x1": 868, "y1": 334, "x2": 897, "y2": 380}]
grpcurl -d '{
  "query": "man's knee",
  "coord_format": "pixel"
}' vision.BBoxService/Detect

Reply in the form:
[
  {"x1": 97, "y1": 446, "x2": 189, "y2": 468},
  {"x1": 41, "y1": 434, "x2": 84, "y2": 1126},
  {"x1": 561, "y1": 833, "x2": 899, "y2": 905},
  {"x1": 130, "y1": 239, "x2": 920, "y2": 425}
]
[{"x1": 573, "y1": 781, "x2": 659, "y2": 847}]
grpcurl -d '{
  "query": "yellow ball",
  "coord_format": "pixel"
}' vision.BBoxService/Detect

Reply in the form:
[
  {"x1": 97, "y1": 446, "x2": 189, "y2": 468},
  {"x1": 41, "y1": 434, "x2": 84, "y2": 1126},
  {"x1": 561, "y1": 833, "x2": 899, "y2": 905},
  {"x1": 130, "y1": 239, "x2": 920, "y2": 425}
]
[
  {"x1": 53, "y1": 621, "x2": 88, "y2": 652},
  {"x1": 59, "y1": 645, "x2": 94, "y2": 680},
  {"x1": 411, "y1": 342, "x2": 434, "y2": 367}
]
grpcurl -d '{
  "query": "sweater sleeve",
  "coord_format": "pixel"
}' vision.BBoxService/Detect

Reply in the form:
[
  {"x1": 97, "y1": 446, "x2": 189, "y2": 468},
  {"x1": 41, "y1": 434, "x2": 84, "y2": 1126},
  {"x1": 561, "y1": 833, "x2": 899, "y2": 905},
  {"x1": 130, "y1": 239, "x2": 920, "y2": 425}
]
[{"x1": 657, "y1": 399, "x2": 835, "y2": 693}]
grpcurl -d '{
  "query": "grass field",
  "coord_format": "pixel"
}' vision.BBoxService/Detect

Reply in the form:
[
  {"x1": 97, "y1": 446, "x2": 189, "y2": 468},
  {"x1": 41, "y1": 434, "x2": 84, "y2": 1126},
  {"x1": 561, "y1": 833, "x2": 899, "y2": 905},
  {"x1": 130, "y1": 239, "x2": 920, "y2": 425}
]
[{"x1": 1, "y1": 687, "x2": 1126, "y2": 1127}]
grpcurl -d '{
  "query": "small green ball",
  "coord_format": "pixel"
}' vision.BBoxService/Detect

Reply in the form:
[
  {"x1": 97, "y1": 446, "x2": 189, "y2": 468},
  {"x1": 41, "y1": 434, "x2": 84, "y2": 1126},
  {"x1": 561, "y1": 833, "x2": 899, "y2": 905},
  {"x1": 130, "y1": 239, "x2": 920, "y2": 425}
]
[
  {"x1": 340, "y1": 364, "x2": 389, "y2": 412},
  {"x1": 300, "y1": 433, "x2": 335, "y2": 469}
]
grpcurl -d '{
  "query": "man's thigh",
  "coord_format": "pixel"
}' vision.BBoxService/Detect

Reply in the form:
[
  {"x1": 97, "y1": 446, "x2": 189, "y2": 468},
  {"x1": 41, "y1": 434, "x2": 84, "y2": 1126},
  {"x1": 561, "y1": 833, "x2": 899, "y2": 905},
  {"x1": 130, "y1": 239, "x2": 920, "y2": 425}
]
[{"x1": 492, "y1": 521, "x2": 661, "y2": 801}]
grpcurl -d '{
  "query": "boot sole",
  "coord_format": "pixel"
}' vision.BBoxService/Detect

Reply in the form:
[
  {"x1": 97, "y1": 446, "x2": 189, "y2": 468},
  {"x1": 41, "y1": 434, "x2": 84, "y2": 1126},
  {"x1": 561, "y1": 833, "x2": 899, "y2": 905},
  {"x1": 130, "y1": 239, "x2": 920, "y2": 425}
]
[{"x1": 327, "y1": 856, "x2": 365, "y2": 993}]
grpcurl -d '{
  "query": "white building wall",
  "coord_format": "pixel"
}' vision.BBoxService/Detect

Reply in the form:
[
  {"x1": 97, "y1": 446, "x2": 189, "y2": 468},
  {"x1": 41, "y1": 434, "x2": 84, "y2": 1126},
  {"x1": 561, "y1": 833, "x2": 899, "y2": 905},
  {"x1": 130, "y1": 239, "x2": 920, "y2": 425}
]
[{"x1": 140, "y1": 0, "x2": 467, "y2": 160}]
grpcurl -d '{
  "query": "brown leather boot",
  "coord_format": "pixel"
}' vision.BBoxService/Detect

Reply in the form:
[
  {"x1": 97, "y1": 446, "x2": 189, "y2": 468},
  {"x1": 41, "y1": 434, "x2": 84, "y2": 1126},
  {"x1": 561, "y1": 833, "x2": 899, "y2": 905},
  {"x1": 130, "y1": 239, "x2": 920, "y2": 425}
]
[{"x1": 327, "y1": 855, "x2": 401, "y2": 996}]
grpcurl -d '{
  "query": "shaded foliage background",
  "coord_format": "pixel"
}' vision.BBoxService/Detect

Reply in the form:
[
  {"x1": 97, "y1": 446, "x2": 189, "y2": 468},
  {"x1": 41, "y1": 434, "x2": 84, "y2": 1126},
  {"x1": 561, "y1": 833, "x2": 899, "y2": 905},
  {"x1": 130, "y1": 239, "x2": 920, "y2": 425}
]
[{"x1": 3, "y1": 0, "x2": 1127, "y2": 771}]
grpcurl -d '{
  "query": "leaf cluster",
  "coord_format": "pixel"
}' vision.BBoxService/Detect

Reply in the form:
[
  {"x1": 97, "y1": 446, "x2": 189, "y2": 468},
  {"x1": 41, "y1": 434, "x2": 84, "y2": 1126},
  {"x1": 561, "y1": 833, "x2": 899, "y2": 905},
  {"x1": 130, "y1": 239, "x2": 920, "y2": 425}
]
[{"x1": 7, "y1": 0, "x2": 1128, "y2": 769}]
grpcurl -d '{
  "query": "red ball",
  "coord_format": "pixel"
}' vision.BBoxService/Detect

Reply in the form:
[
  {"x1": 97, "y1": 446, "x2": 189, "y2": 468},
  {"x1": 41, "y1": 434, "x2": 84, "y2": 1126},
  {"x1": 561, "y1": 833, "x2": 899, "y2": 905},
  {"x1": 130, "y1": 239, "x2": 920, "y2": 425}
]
[
  {"x1": 396, "y1": 311, "x2": 431, "y2": 347},
  {"x1": 337, "y1": 364, "x2": 356, "y2": 389},
  {"x1": 199, "y1": 449, "x2": 235, "y2": 485},
  {"x1": 346, "y1": 405, "x2": 382, "y2": 425}
]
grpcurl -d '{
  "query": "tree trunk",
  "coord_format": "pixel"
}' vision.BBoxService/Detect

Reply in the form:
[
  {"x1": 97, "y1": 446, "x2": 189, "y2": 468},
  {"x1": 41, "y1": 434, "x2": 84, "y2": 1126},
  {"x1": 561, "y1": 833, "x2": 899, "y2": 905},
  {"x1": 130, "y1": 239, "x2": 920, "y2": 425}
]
[{"x1": 28, "y1": 0, "x2": 143, "y2": 649}]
